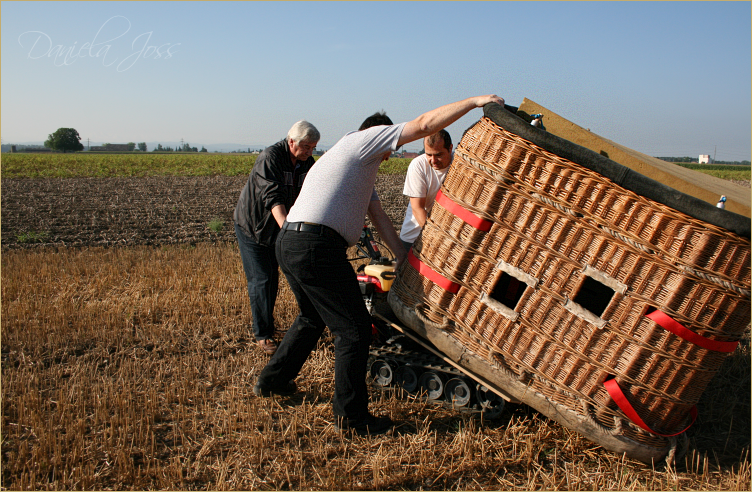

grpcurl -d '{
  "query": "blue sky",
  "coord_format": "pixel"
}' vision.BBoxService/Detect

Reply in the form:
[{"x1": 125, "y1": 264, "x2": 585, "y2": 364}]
[{"x1": 2, "y1": 1, "x2": 750, "y2": 159}]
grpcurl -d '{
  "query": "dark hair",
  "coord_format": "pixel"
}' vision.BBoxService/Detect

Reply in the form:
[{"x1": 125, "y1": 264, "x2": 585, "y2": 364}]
[
  {"x1": 359, "y1": 111, "x2": 393, "y2": 131},
  {"x1": 425, "y1": 129, "x2": 452, "y2": 152}
]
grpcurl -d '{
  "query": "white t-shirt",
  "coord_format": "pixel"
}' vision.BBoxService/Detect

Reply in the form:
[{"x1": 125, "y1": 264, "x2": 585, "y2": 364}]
[
  {"x1": 287, "y1": 123, "x2": 406, "y2": 246},
  {"x1": 399, "y1": 153, "x2": 451, "y2": 243}
]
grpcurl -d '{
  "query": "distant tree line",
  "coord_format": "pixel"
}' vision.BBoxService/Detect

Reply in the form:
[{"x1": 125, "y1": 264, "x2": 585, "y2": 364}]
[
  {"x1": 708, "y1": 159, "x2": 749, "y2": 166},
  {"x1": 153, "y1": 143, "x2": 207, "y2": 152},
  {"x1": 4, "y1": 126, "x2": 225, "y2": 155},
  {"x1": 656, "y1": 156, "x2": 750, "y2": 166}
]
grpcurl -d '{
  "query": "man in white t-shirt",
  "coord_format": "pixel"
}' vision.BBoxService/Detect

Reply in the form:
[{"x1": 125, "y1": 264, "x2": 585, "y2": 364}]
[
  {"x1": 253, "y1": 94, "x2": 505, "y2": 437},
  {"x1": 399, "y1": 129, "x2": 453, "y2": 251}
]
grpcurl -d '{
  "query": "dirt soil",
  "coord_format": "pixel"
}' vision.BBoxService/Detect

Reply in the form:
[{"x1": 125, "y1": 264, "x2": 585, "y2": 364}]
[{"x1": 1, "y1": 175, "x2": 409, "y2": 249}]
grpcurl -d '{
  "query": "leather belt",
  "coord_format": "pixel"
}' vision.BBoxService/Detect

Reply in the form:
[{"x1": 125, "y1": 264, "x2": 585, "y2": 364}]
[{"x1": 282, "y1": 221, "x2": 344, "y2": 243}]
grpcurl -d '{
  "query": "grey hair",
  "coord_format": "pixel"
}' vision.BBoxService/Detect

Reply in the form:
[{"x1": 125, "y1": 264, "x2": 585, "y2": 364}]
[{"x1": 287, "y1": 120, "x2": 320, "y2": 144}]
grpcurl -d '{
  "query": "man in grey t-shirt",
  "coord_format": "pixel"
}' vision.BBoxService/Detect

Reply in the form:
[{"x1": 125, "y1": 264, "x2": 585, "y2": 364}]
[{"x1": 253, "y1": 94, "x2": 505, "y2": 436}]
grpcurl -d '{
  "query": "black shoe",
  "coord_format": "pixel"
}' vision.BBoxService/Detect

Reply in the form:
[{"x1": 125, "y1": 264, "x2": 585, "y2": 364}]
[
  {"x1": 253, "y1": 380, "x2": 296, "y2": 397},
  {"x1": 335, "y1": 414, "x2": 394, "y2": 436}
]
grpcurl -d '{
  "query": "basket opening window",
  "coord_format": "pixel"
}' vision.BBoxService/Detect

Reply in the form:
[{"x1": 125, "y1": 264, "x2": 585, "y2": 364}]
[
  {"x1": 572, "y1": 276, "x2": 615, "y2": 318},
  {"x1": 489, "y1": 273, "x2": 526, "y2": 310}
]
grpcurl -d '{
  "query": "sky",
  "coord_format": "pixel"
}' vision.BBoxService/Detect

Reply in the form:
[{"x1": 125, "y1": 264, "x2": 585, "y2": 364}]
[{"x1": 1, "y1": 1, "x2": 750, "y2": 160}]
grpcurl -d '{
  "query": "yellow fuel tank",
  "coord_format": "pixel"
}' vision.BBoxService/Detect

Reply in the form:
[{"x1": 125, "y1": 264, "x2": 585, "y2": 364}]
[{"x1": 363, "y1": 262, "x2": 396, "y2": 291}]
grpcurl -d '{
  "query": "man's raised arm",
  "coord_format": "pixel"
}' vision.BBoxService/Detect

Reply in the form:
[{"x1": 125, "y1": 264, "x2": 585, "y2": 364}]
[{"x1": 397, "y1": 95, "x2": 504, "y2": 148}]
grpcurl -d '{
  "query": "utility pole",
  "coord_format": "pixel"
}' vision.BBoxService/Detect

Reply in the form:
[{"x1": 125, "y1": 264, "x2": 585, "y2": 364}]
[
  {"x1": 180, "y1": 138, "x2": 184, "y2": 151},
  {"x1": 713, "y1": 145, "x2": 716, "y2": 163},
  {"x1": 87, "y1": 138, "x2": 90, "y2": 150}
]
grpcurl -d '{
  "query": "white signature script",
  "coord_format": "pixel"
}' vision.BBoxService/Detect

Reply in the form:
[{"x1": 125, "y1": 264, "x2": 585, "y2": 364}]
[{"x1": 18, "y1": 15, "x2": 180, "y2": 72}]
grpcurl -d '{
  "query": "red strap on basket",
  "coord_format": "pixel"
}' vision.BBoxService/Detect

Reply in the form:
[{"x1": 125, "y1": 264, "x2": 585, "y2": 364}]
[
  {"x1": 408, "y1": 250, "x2": 460, "y2": 293},
  {"x1": 646, "y1": 309, "x2": 739, "y2": 353},
  {"x1": 604, "y1": 377, "x2": 698, "y2": 437},
  {"x1": 435, "y1": 190, "x2": 493, "y2": 232}
]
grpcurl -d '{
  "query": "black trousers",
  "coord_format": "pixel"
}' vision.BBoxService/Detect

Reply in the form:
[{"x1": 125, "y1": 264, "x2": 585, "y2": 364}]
[{"x1": 257, "y1": 227, "x2": 372, "y2": 419}]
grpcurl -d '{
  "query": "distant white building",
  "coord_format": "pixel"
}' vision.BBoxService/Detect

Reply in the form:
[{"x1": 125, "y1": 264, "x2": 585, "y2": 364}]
[{"x1": 699, "y1": 154, "x2": 711, "y2": 164}]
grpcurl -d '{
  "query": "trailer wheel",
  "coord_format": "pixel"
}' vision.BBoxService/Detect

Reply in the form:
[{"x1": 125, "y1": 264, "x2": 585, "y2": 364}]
[
  {"x1": 477, "y1": 385, "x2": 505, "y2": 418},
  {"x1": 370, "y1": 359, "x2": 394, "y2": 386},
  {"x1": 394, "y1": 365, "x2": 419, "y2": 393},
  {"x1": 445, "y1": 378, "x2": 473, "y2": 407},
  {"x1": 419, "y1": 371, "x2": 445, "y2": 400}
]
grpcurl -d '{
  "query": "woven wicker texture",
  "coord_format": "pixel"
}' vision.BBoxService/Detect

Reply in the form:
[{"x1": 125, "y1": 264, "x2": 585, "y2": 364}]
[{"x1": 391, "y1": 116, "x2": 750, "y2": 449}]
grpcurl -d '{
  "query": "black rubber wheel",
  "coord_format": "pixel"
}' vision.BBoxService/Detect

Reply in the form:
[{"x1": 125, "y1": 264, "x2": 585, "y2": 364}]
[
  {"x1": 477, "y1": 384, "x2": 505, "y2": 418},
  {"x1": 370, "y1": 359, "x2": 394, "y2": 386},
  {"x1": 445, "y1": 378, "x2": 473, "y2": 407},
  {"x1": 394, "y1": 365, "x2": 419, "y2": 393},
  {"x1": 418, "y1": 371, "x2": 445, "y2": 400}
]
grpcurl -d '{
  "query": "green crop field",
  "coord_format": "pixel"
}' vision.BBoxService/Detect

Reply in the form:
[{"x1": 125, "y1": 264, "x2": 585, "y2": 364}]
[
  {"x1": 1, "y1": 153, "x2": 256, "y2": 178},
  {"x1": 674, "y1": 163, "x2": 751, "y2": 181},
  {"x1": 3, "y1": 153, "x2": 748, "y2": 181},
  {"x1": 0, "y1": 153, "x2": 412, "y2": 178}
]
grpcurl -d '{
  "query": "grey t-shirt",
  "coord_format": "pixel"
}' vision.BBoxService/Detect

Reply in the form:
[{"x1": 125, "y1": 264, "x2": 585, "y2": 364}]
[{"x1": 287, "y1": 122, "x2": 406, "y2": 245}]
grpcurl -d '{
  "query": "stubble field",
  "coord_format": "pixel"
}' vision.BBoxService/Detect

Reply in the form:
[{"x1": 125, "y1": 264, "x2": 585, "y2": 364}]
[{"x1": 1, "y1": 159, "x2": 750, "y2": 490}]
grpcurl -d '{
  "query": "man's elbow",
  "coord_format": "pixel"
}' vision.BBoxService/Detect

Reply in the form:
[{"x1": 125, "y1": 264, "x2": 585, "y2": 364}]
[{"x1": 415, "y1": 116, "x2": 432, "y2": 135}]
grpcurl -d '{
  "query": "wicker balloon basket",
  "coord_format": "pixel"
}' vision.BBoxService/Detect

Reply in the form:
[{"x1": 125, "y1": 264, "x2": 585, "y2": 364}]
[{"x1": 388, "y1": 106, "x2": 750, "y2": 463}]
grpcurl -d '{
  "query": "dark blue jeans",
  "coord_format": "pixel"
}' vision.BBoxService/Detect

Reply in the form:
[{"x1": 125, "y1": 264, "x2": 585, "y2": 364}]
[
  {"x1": 235, "y1": 222, "x2": 278, "y2": 342},
  {"x1": 257, "y1": 227, "x2": 372, "y2": 419}
]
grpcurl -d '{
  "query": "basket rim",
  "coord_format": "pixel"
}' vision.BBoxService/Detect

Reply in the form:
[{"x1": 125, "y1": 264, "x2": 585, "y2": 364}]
[{"x1": 480, "y1": 103, "x2": 751, "y2": 240}]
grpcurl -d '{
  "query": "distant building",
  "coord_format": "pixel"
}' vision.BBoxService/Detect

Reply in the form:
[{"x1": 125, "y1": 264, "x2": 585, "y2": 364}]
[
  {"x1": 699, "y1": 154, "x2": 711, "y2": 164},
  {"x1": 1, "y1": 144, "x2": 50, "y2": 153}
]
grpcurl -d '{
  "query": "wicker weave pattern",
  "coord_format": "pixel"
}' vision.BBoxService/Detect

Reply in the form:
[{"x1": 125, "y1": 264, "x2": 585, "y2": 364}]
[
  {"x1": 390, "y1": 116, "x2": 751, "y2": 447},
  {"x1": 425, "y1": 197, "x2": 749, "y2": 338},
  {"x1": 459, "y1": 118, "x2": 750, "y2": 290}
]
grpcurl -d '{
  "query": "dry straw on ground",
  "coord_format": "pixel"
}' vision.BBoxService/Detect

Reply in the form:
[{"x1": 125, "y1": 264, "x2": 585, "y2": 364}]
[{"x1": 2, "y1": 242, "x2": 750, "y2": 490}]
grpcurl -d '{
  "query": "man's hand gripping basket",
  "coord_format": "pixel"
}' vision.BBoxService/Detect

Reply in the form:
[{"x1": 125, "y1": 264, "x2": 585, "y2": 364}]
[{"x1": 388, "y1": 103, "x2": 750, "y2": 464}]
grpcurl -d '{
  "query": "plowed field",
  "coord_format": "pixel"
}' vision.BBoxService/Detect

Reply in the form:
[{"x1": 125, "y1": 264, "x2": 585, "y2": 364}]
[{"x1": 1, "y1": 175, "x2": 408, "y2": 248}]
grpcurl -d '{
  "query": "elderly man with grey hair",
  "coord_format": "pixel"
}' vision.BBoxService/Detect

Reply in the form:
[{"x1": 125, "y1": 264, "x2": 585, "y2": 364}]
[{"x1": 234, "y1": 120, "x2": 320, "y2": 355}]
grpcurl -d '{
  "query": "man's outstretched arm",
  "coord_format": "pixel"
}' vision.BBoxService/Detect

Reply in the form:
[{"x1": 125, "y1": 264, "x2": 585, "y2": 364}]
[{"x1": 397, "y1": 95, "x2": 504, "y2": 148}]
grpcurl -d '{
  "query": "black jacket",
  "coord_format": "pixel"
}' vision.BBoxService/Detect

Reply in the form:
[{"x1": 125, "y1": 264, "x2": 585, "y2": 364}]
[{"x1": 234, "y1": 139, "x2": 315, "y2": 246}]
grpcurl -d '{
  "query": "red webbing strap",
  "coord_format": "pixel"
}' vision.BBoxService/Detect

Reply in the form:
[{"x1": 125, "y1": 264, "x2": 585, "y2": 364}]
[
  {"x1": 435, "y1": 190, "x2": 493, "y2": 232},
  {"x1": 604, "y1": 378, "x2": 698, "y2": 437},
  {"x1": 408, "y1": 250, "x2": 460, "y2": 293},
  {"x1": 646, "y1": 309, "x2": 739, "y2": 353}
]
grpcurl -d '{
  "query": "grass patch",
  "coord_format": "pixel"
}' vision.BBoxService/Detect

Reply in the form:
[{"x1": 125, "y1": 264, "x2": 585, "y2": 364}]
[
  {"x1": 378, "y1": 158, "x2": 411, "y2": 174},
  {"x1": 15, "y1": 230, "x2": 49, "y2": 243},
  {"x1": 207, "y1": 218, "x2": 224, "y2": 233}
]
